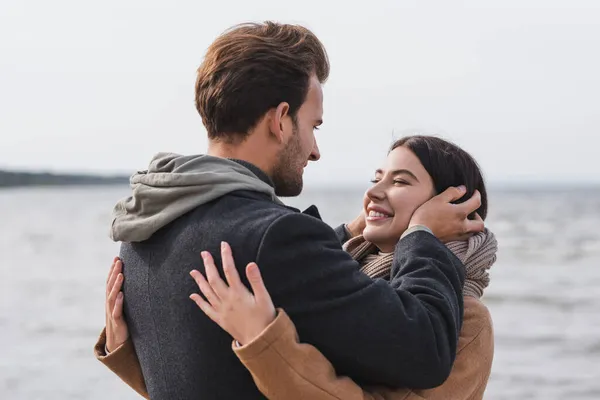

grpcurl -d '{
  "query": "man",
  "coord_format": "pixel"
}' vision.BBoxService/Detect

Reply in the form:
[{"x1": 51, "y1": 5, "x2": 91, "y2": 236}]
[{"x1": 105, "y1": 22, "x2": 483, "y2": 399}]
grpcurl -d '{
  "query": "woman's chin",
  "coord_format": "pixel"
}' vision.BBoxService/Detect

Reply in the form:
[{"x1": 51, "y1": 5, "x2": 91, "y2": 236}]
[
  {"x1": 363, "y1": 227, "x2": 383, "y2": 244},
  {"x1": 363, "y1": 225, "x2": 405, "y2": 248},
  {"x1": 361, "y1": 228, "x2": 371, "y2": 240}
]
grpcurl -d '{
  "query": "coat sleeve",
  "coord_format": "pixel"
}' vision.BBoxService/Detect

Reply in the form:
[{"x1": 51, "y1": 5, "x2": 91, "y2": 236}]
[
  {"x1": 234, "y1": 308, "x2": 424, "y2": 400},
  {"x1": 94, "y1": 328, "x2": 149, "y2": 399},
  {"x1": 333, "y1": 224, "x2": 351, "y2": 244},
  {"x1": 255, "y1": 213, "x2": 465, "y2": 389},
  {"x1": 232, "y1": 302, "x2": 493, "y2": 400}
]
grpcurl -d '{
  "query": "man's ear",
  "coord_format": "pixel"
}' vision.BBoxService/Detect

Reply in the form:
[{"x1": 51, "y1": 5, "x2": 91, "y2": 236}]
[{"x1": 269, "y1": 102, "x2": 291, "y2": 144}]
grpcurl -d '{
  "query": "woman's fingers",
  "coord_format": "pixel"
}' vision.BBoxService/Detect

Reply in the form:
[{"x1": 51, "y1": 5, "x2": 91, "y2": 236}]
[
  {"x1": 464, "y1": 211, "x2": 485, "y2": 234},
  {"x1": 189, "y1": 293, "x2": 220, "y2": 324},
  {"x1": 245, "y1": 263, "x2": 272, "y2": 307},
  {"x1": 457, "y1": 190, "x2": 482, "y2": 219},
  {"x1": 106, "y1": 259, "x2": 115, "y2": 286},
  {"x1": 107, "y1": 271, "x2": 124, "y2": 313},
  {"x1": 112, "y1": 292, "x2": 124, "y2": 321},
  {"x1": 202, "y1": 251, "x2": 229, "y2": 298},
  {"x1": 190, "y1": 270, "x2": 221, "y2": 309},
  {"x1": 187, "y1": 248, "x2": 274, "y2": 345},
  {"x1": 220, "y1": 242, "x2": 243, "y2": 290},
  {"x1": 106, "y1": 258, "x2": 120, "y2": 296},
  {"x1": 104, "y1": 259, "x2": 130, "y2": 353}
]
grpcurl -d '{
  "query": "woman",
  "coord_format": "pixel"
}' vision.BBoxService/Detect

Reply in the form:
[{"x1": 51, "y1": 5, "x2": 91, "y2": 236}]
[{"x1": 95, "y1": 135, "x2": 497, "y2": 399}]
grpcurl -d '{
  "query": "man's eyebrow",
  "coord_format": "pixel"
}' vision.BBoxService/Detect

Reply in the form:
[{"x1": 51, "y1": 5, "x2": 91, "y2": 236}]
[{"x1": 375, "y1": 168, "x2": 419, "y2": 182}]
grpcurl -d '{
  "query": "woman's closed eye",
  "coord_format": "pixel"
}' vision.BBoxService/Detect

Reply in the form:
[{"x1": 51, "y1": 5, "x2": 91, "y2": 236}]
[{"x1": 370, "y1": 178, "x2": 409, "y2": 185}]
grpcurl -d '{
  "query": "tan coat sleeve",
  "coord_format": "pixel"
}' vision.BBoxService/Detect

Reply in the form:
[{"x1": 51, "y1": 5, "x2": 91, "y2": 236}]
[
  {"x1": 235, "y1": 299, "x2": 493, "y2": 400},
  {"x1": 233, "y1": 309, "x2": 383, "y2": 400},
  {"x1": 94, "y1": 328, "x2": 149, "y2": 399}
]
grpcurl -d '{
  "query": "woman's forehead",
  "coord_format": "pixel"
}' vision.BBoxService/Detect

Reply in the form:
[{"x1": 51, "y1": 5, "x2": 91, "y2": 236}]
[{"x1": 381, "y1": 147, "x2": 422, "y2": 171}]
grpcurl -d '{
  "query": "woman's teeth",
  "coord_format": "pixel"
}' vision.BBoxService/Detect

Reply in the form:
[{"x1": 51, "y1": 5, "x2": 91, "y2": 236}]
[{"x1": 369, "y1": 211, "x2": 389, "y2": 218}]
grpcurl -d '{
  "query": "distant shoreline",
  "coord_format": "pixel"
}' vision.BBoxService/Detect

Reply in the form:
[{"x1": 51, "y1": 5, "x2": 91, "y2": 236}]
[
  {"x1": 0, "y1": 170, "x2": 129, "y2": 188},
  {"x1": 1, "y1": 169, "x2": 598, "y2": 191}
]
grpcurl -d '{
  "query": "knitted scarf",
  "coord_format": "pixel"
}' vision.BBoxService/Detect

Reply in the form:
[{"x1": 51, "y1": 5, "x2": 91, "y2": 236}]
[{"x1": 342, "y1": 228, "x2": 498, "y2": 298}]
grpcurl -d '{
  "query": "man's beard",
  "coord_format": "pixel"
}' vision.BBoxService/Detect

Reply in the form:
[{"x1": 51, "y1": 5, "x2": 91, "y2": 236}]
[{"x1": 272, "y1": 128, "x2": 304, "y2": 197}]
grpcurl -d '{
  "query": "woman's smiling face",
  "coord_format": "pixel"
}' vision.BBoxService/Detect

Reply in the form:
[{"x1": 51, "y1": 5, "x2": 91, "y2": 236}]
[{"x1": 362, "y1": 146, "x2": 436, "y2": 252}]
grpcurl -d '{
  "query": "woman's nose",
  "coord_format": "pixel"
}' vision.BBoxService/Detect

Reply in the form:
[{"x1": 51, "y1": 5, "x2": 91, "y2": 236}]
[{"x1": 366, "y1": 182, "x2": 385, "y2": 201}]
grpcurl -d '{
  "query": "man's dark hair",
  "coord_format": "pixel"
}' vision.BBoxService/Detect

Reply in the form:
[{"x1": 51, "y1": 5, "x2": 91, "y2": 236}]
[{"x1": 195, "y1": 21, "x2": 330, "y2": 143}]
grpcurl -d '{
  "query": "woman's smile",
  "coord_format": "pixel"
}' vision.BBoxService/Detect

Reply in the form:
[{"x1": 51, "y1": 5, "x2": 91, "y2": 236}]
[{"x1": 366, "y1": 205, "x2": 394, "y2": 222}]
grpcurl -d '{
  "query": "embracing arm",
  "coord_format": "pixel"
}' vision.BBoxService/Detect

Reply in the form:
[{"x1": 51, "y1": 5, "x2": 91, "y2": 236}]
[
  {"x1": 94, "y1": 330, "x2": 149, "y2": 399},
  {"x1": 233, "y1": 308, "x2": 416, "y2": 400},
  {"x1": 94, "y1": 258, "x2": 149, "y2": 399},
  {"x1": 233, "y1": 301, "x2": 493, "y2": 400},
  {"x1": 255, "y1": 213, "x2": 465, "y2": 389}
]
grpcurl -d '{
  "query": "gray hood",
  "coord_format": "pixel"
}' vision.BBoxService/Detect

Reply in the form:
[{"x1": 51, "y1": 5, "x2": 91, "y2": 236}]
[{"x1": 110, "y1": 153, "x2": 282, "y2": 242}]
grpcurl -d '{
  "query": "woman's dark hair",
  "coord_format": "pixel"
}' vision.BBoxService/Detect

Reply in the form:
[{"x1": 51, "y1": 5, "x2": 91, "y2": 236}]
[{"x1": 390, "y1": 135, "x2": 488, "y2": 220}]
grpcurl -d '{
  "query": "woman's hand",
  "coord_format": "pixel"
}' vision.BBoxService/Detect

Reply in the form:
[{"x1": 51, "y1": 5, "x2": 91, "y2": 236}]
[
  {"x1": 189, "y1": 242, "x2": 276, "y2": 346},
  {"x1": 105, "y1": 257, "x2": 129, "y2": 353}
]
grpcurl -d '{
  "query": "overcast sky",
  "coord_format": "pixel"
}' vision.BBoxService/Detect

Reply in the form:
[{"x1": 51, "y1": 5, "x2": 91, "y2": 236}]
[{"x1": 1, "y1": 0, "x2": 598, "y2": 186}]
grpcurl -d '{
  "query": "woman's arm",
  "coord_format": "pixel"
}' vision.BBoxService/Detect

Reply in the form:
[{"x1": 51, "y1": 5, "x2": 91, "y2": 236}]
[
  {"x1": 95, "y1": 258, "x2": 149, "y2": 399},
  {"x1": 233, "y1": 309, "x2": 404, "y2": 400},
  {"x1": 94, "y1": 329, "x2": 149, "y2": 399},
  {"x1": 232, "y1": 301, "x2": 492, "y2": 400}
]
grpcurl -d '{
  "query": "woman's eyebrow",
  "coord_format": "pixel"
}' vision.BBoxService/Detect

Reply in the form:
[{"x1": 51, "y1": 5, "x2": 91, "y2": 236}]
[{"x1": 390, "y1": 169, "x2": 419, "y2": 182}]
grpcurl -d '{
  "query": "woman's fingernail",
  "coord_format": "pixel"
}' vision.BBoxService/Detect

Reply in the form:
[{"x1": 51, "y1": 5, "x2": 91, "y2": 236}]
[
  {"x1": 458, "y1": 185, "x2": 466, "y2": 192},
  {"x1": 221, "y1": 241, "x2": 226, "y2": 251},
  {"x1": 117, "y1": 292, "x2": 123, "y2": 300}
]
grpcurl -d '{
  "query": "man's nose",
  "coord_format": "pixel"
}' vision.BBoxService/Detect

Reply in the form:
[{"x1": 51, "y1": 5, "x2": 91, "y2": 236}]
[{"x1": 309, "y1": 140, "x2": 321, "y2": 161}]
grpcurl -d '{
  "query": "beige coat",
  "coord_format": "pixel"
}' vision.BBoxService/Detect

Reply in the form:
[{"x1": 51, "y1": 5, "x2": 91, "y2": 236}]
[{"x1": 95, "y1": 296, "x2": 493, "y2": 399}]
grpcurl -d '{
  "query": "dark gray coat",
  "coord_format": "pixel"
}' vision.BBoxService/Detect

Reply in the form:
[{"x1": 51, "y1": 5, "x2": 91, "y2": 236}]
[{"x1": 120, "y1": 162, "x2": 465, "y2": 400}]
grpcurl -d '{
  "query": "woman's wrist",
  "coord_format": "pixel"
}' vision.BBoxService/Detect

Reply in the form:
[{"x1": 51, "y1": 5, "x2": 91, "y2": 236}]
[{"x1": 234, "y1": 309, "x2": 279, "y2": 347}]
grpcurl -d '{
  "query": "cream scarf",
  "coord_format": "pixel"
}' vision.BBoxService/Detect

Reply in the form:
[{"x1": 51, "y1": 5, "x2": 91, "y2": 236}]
[{"x1": 342, "y1": 229, "x2": 498, "y2": 298}]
